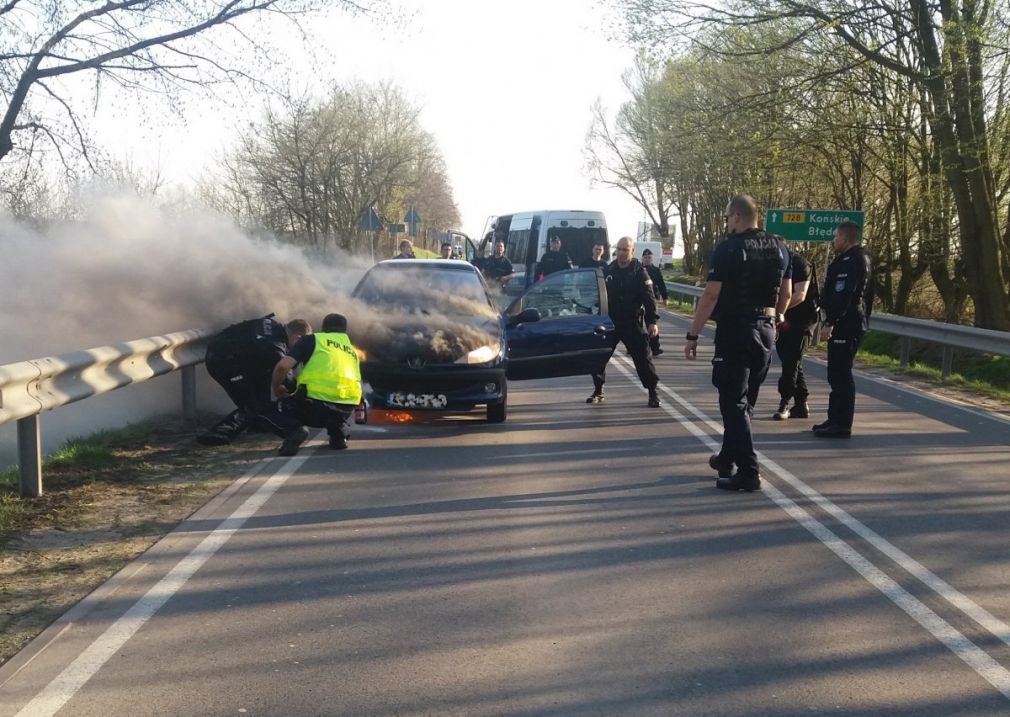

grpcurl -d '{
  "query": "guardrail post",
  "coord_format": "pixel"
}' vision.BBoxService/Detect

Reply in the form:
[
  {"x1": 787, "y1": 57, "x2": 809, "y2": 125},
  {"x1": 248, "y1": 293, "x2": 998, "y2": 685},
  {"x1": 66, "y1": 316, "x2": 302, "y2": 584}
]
[
  {"x1": 182, "y1": 365, "x2": 197, "y2": 422},
  {"x1": 899, "y1": 337, "x2": 911, "y2": 367},
  {"x1": 941, "y1": 346, "x2": 953, "y2": 378},
  {"x1": 17, "y1": 415, "x2": 43, "y2": 497}
]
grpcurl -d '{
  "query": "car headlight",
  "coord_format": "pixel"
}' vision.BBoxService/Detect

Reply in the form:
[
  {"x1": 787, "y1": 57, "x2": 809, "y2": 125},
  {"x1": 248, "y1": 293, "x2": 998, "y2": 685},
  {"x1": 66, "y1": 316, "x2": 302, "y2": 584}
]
[{"x1": 455, "y1": 342, "x2": 501, "y2": 365}]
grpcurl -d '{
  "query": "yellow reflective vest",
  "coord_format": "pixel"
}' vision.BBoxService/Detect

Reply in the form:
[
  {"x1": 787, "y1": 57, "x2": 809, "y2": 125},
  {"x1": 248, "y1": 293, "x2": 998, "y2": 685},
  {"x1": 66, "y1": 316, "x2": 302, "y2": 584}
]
[{"x1": 296, "y1": 332, "x2": 362, "y2": 405}]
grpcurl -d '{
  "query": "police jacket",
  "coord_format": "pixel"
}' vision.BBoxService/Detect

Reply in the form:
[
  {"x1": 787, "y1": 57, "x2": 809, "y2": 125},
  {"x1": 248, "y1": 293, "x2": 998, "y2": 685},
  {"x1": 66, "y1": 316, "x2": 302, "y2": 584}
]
[
  {"x1": 580, "y1": 258, "x2": 608, "y2": 269},
  {"x1": 482, "y1": 255, "x2": 513, "y2": 280},
  {"x1": 709, "y1": 229, "x2": 790, "y2": 322},
  {"x1": 643, "y1": 264, "x2": 668, "y2": 300},
  {"x1": 604, "y1": 258, "x2": 658, "y2": 327},
  {"x1": 822, "y1": 244, "x2": 873, "y2": 337},
  {"x1": 294, "y1": 333, "x2": 362, "y2": 406},
  {"x1": 537, "y1": 250, "x2": 573, "y2": 278}
]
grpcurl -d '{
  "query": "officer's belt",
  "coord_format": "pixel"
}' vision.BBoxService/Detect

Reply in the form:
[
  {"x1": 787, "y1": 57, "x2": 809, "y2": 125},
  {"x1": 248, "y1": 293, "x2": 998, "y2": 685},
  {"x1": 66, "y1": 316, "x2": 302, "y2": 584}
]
[{"x1": 724, "y1": 307, "x2": 777, "y2": 319}]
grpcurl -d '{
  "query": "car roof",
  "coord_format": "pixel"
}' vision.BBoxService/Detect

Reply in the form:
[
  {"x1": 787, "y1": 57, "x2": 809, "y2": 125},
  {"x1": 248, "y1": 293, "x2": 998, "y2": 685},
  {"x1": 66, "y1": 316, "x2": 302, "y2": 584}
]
[{"x1": 376, "y1": 259, "x2": 477, "y2": 271}]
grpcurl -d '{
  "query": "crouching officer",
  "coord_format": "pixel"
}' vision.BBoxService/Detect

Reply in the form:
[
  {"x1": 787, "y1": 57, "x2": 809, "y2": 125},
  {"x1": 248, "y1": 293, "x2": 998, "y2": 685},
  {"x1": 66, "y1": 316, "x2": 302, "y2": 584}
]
[
  {"x1": 262, "y1": 313, "x2": 363, "y2": 456},
  {"x1": 587, "y1": 236, "x2": 662, "y2": 407},
  {"x1": 198, "y1": 316, "x2": 311, "y2": 445},
  {"x1": 814, "y1": 220, "x2": 873, "y2": 438},
  {"x1": 684, "y1": 195, "x2": 792, "y2": 492}
]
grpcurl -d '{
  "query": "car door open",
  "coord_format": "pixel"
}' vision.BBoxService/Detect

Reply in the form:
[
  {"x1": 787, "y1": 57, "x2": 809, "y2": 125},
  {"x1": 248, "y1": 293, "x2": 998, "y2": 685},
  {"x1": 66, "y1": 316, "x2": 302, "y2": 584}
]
[{"x1": 504, "y1": 268, "x2": 616, "y2": 381}]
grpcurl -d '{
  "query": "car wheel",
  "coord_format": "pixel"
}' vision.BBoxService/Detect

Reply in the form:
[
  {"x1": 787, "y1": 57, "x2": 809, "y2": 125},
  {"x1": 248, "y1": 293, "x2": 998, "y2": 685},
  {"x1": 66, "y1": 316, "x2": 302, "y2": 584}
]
[{"x1": 487, "y1": 384, "x2": 507, "y2": 423}]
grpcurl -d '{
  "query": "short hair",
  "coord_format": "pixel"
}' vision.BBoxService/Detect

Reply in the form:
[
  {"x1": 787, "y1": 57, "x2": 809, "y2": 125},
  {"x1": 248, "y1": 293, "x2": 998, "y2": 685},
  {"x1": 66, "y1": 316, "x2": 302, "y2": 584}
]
[
  {"x1": 399, "y1": 239, "x2": 412, "y2": 249},
  {"x1": 836, "y1": 221, "x2": 861, "y2": 242},
  {"x1": 727, "y1": 194, "x2": 758, "y2": 221},
  {"x1": 441, "y1": 241, "x2": 452, "y2": 248},
  {"x1": 593, "y1": 239, "x2": 606, "y2": 248},
  {"x1": 550, "y1": 236, "x2": 562, "y2": 243},
  {"x1": 286, "y1": 319, "x2": 311, "y2": 337},
  {"x1": 322, "y1": 313, "x2": 347, "y2": 332}
]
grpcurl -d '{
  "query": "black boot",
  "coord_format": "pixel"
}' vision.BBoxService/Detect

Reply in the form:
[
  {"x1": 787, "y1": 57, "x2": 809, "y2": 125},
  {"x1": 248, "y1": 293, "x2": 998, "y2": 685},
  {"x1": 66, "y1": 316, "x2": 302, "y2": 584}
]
[
  {"x1": 647, "y1": 389, "x2": 661, "y2": 408},
  {"x1": 708, "y1": 454, "x2": 734, "y2": 479},
  {"x1": 716, "y1": 474, "x2": 762, "y2": 492},
  {"x1": 791, "y1": 401, "x2": 810, "y2": 419},
  {"x1": 586, "y1": 390, "x2": 605, "y2": 404}
]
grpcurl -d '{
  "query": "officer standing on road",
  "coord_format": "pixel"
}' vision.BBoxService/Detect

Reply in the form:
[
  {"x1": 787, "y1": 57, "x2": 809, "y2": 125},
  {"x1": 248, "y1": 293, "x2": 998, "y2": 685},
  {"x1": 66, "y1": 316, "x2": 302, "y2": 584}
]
[
  {"x1": 813, "y1": 220, "x2": 873, "y2": 438},
  {"x1": 537, "y1": 235, "x2": 573, "y2": 279},
  {"x1": 684, "y1": 195, "x2": 792, "y2": 492},
  {"x1": 641, "y1": 248, "x2": 668, "y2": 356},
  {"x1": 773, "y1": 248, "x2": 818, "y2": 420},
  {"x1": 481, "y1": 240, "x2": 515, "y2": 290},
  {"x1": 587, "y1": 236, "x2": 662, "y2": 408},
  {"x1": 579, "y1": 239, "x2": 608, "y2": 270}
]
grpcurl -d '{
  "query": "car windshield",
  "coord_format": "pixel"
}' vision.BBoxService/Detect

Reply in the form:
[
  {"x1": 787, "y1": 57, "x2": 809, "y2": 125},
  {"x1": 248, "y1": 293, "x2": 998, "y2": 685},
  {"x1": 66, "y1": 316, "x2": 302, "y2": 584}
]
[{"x1": 353, "y1": 264, "x2": 498, "y2": 318}]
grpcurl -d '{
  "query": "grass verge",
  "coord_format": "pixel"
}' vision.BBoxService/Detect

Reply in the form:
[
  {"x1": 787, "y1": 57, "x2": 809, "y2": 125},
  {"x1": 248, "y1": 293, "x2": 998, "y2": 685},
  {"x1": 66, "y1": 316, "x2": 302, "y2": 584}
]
[{"x1": 0, "y1": 415, "x2": 275, "y2": 666}]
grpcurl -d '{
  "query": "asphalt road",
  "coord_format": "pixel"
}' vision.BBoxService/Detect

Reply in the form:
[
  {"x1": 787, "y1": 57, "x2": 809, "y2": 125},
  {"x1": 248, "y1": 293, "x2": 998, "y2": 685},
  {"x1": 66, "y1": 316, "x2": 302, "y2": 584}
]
[{"x1": 3, "y1": 310, "x2": 1010, "y2": 716}]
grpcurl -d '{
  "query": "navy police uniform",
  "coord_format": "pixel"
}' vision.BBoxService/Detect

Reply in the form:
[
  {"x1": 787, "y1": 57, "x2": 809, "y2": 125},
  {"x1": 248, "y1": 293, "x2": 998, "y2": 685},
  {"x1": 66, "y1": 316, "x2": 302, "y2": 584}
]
[
  {"x1": 643, "y1": 260, "x2": 668, "y2": 356},
  {"x1": 821, "y1": 244, "x2": 873, "y2": 432},
  {"x1": 537, "y1": 249, "x2": 573, "y2": 278},
  {"x1": 709, "y1": 229, "x2": 791, "y2": 480},
  {"x1": 589, "y1": 258, "x2": 660, "y2": 403},
  {"x1": 775, "y1": 252, "x2": 818, "y2": 414}
]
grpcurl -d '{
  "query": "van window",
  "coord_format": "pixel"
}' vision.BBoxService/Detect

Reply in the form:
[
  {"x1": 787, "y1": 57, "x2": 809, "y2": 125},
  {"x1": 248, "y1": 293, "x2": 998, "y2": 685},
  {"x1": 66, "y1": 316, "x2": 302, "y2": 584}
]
[
  {"x1": 507, "y1": 230, "x2": 529, "y2": 264},
  {"x1": 546, "y1": 227, "x2": 609, "y2": 267}
]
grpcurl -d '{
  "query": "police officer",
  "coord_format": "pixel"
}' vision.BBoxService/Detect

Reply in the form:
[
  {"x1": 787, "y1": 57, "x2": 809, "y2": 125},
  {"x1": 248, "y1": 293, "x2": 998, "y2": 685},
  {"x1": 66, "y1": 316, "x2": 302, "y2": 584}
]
[
  {"x1": 641, "y1": 248, "x2": 668, "y2": 356},
  {"x1": 481, "y1": 240, "x2": 515, "y2": 290},
  {"x1": 579, "y1": 239, "x2": 608, "y2": 270},
  {"x1": 197, "y1": 316, "x2": 311, "y2": 446},
  {"x1": 587, "y1": 236, "x2": 662, "y2": 407},
  {"x1": 814, "y1": 220, "x2": 873, "y2": 438},
  {"x1": 264, "y1": 313, "x2": 363, "y2": 456},
  {"x1": 537, "y1": 235, "x2": 573, "y2": 278},
  {"x1": 773, "y1": 248, "x2": 818, "y2": 420},
  {"x1": 684, "y1": 195, "x2": 792, "y2": 492}
]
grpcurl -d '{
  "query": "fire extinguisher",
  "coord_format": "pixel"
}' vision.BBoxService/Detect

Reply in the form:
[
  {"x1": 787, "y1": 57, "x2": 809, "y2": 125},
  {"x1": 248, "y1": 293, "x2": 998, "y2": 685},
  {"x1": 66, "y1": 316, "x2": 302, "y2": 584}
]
[{"x1": 354, "y1": 399, "x2": 368, "y2": 425}]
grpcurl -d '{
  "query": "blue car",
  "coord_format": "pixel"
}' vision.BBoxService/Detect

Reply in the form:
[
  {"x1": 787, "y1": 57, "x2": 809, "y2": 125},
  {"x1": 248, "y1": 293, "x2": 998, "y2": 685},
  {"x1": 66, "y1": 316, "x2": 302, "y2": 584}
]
[{"x1": 350, "y1": 259, "x2": 616, "y2": 422}]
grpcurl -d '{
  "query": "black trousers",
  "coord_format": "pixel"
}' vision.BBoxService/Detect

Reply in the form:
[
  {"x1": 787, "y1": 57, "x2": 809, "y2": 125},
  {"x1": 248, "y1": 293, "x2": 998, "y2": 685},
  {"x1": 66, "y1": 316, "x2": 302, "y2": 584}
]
[
  {"x1": 827, "y1": 332, "x2": 863, "y2": 429},
  {"x1": 591, "y1": 324, "x2": 658, "y2": 393},
  {"x1": 775, "y1": 326, "x2": 811, "y2": 404},
  {"x1": 712, "y1": 318, "x2": 775, "y2": 479},
  {"x1": 204, "y1": 352, "x2": 278, "y2": 441},
  {"x1": 259, "y1": 395, "x2": 354, "y2": 440}
]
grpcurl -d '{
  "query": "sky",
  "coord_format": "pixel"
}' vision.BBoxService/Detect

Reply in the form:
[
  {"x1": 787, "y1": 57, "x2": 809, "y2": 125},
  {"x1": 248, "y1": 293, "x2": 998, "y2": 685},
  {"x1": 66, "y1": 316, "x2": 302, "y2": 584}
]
[{"x1": 91, "y1": 0, "x2": 649, "y2": 242}]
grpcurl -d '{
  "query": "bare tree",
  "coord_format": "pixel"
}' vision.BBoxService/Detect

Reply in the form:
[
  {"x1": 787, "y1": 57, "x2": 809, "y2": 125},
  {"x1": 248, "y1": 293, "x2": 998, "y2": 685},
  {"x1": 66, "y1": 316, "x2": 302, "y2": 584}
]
[{"x1": 0, "y1": 0, "x2": 372, "y2": 168}]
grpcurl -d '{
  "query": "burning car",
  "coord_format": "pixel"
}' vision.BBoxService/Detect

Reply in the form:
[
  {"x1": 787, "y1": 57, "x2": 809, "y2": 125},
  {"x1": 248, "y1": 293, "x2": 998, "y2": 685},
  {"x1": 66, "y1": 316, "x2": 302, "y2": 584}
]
[{"x1": 349, "y1": 259, "x2": 615, "y2": 422}]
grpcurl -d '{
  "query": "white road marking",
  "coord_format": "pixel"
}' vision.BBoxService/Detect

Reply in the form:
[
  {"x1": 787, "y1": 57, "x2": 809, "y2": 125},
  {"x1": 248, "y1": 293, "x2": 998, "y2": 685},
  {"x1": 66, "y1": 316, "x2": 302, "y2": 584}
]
[
  {"x1": 612, "y1": 355, "x2": 1010, "y2": 700},
  {"x1": 14, "y1": 452, "x2": 311, "y2": 717}
]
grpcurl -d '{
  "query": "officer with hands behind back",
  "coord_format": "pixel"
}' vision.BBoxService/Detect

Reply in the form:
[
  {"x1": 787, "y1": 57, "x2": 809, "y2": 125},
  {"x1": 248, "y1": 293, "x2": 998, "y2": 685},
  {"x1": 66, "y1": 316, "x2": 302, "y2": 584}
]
[
  {"x1": 641, "y1": 248, "x2": 668, "y2": 356},
  {"x1": 579, "y1": 239, "x2": 609, "y2": 270},
  {"x1": 586, "y1": 236, "x2": 662, "y2": 408},
  {"x1": 684, "y1": 195, "x2": 792, "y2": 492},
  {"x1": 814, "y1": 220, "x2": 873, "y2": 438}
]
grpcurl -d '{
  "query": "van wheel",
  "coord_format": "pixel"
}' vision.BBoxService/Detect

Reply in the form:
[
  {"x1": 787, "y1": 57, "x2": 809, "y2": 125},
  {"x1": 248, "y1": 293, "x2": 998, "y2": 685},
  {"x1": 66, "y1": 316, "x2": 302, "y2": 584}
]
[{"x1": 487, "y1": 385, "x2": 507, "y2": 423}]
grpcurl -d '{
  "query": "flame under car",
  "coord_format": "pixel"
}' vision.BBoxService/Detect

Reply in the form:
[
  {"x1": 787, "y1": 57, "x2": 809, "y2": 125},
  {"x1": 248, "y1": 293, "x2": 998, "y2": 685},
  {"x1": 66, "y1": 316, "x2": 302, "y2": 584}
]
[{"x1": 350, "y1": 260, "x2": 617, "y2": 423}]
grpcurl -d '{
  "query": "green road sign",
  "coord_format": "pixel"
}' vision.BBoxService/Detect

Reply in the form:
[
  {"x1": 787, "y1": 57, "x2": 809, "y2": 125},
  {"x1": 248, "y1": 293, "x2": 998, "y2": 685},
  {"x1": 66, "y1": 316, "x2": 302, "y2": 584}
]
[{"x1": 765, "y1": 208, "x2": 864, "y2": 242}]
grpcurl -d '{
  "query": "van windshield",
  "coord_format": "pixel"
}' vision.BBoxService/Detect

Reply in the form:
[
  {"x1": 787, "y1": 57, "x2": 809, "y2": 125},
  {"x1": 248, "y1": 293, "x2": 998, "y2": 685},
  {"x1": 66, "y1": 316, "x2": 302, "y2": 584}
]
[{"x1": 547, "y1": 227, "x2": 609, "y2": 267}]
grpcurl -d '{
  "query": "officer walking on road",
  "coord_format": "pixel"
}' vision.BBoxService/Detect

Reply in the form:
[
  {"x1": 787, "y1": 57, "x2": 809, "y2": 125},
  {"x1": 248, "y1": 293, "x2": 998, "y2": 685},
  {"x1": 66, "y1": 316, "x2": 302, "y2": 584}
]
[
  {"x1": 773, "y1": 248, "x2": 818, "y2": 420},
  {"x1": 813, "y1": 220, "x2": 873, "y2": 438},
  {"x1": 684, "y1": 195, "x2": 792, "y2": 492},
  {"x1": 587, "y1": 236, "x2": 662, "y2": 408},
  {"x1": 641, "y1": 248, "x2": 668, "y2": 356}
]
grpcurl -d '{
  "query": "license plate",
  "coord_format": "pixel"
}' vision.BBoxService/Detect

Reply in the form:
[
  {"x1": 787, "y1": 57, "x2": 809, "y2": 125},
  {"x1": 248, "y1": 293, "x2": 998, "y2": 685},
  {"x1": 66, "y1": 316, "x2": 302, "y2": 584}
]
[{"x1": 387, "y1": 392, "x2": 448, "y2": 409}]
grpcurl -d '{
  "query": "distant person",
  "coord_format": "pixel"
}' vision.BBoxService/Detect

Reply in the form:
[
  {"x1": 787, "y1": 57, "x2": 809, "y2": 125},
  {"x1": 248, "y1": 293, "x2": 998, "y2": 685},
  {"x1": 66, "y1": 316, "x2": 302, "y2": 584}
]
[
  {"x1": 393, "y1": 239, "x2": 415, "y2": 259},
  {"x1": 265, "y1": 313, "x2": 363, "y2": 456},
  {"x1": 684, "y1": 194, "x2": 791, "y2": 493},
  {"x1": 773, "y1": 247, "x2": 818, "y2": 420},
  {"x1": 537, "y1": 235, "x2": 573, "y2": 279},
  {"x1": 481, "y1": 240, "x2": 515, "y2": 290},
  {"x1": 198, "y1": 316, "x2": 311, "y2": 446},
  {"x1": 580, "y1": 240, "x2": 608, "y2": 270},
  {"x1": 439, "y1": 242, "x2": 453, "y2": 259},
  {"x1": 641, "y1": 248, "x2": 668, "y2": 356},
  {"x1": 813, "y1": 221, "x2": 873, "y2": 438},
  {"x1": 586, "y1": 236, "x2": 662, "y2": 408}
]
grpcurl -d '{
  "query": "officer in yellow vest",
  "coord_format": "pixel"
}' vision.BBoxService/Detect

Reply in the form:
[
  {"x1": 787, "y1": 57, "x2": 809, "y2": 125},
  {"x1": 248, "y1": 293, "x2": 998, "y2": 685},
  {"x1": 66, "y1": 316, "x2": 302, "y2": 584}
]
[{"x1": 267, "y1": 313, "x2": 362, "y2": 456}]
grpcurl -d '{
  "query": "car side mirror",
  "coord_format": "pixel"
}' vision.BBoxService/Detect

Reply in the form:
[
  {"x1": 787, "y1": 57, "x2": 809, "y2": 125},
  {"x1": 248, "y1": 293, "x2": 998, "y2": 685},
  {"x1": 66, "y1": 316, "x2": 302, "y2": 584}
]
[{"x1": 508, "y1": 307, "x2": 541, "y2": 326}]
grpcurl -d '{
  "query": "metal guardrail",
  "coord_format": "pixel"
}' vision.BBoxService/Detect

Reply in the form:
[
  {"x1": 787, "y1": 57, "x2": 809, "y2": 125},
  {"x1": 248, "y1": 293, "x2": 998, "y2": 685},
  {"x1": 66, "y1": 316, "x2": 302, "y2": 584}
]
[
  {"x1": 664, "y1": 280, "x2": 1010, "y2": 374},
  {"x1": 0, "y1": 329, "x2": 212, "y2": 497}
]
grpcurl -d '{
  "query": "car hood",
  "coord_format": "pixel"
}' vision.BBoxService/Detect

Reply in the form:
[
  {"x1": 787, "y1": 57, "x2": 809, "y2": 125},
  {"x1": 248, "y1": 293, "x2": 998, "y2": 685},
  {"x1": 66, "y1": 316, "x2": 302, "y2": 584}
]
[{"x1": 350, "y1": 313, "x2": 504, "y2": 366}]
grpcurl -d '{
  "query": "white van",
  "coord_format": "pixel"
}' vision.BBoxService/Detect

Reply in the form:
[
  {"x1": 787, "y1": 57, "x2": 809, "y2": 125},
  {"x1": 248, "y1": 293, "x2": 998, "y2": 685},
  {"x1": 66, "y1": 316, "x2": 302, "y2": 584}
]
[{"x1": 476, "y1": 210, "x2": 608, "y2": 292}]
